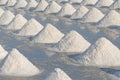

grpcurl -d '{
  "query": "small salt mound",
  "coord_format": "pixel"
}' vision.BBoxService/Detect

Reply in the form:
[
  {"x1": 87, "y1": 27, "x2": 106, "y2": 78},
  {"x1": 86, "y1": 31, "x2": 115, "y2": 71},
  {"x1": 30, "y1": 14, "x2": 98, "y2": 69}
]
[
  {"x1": 110, "y1": 0, "x2": 120, "y2": 9},
  {"x1": 44, "y1": 1, "x2": 61, "y2": 14},
  {"x1": 45, "y1": 68, "x2": 72, "y2": 80},
  {"x1": 0, "y1": 0, "x2": 8, "y2": 5},
  {"x1": 97, "y1": 10, "x2": 120, "y2": 27},
  {"x1": 82, "y1": 7, "x2": 104, "y2": 23},
  {"x1": 0, "y1": 11, "x2": 15, "y2": 25},
  {"x1": 76, "y1": 37, "x2": 120, "y2": 68},
  {"x1": 25, "y1": 0, "x2": 38, "y2": 10},
  {"x1": 35, "y1": 0, "x2": 48, "y2": 12},
  {"x1": 81, "y1": 0, "x2": 98, "y2": 6},
  {"x1": 70, "y1": 0, "x2": 83, "y2": 4},
  {"x1": 96, "y1": 0, "x2": 114, "y2": 8},
  {"x1": 71, "y1": 6, "x2": 89, "y2": 20},
  {"x1": 0, "y1": 8, "x2": 4, "y2": 17},
  {"x1": 6, "y1": 14, "x2": 27, "y2": 30},
  {"x1": 59, "y1": 3, "x2": 76, "y2": 16},
  {"x1": 0, "y1": 48, "x2": 41, "y2": 76},
  {"x1": 0, "y1": 45, "x2": 8, "y2": 61},
  {"x1": 32, "y1": 23, "x2": 64, "y2": 43},
  {"x1": 17, "y1": 18, "x2": 43, "y2": 36},
  {"x1": 15, "y1": 0, "x2": 28, "y2": 9},
  {"x1": 7, "y1": 0, "x2": 17, "y2": 7}
]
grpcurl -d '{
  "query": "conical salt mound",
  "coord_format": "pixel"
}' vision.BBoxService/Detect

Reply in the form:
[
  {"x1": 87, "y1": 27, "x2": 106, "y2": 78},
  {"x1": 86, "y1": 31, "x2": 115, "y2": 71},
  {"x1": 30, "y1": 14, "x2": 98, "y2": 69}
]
[
  {"x1": 59, "y1": 3, "x2": 76, "y2": 16},
  {"x1": 44, "y1": 1, "x2": 61, "y2": 14},
  {"x1": 0, "y1": 45, "x2": 8, "y2": 61},
  {"x1": 35, "y1": 0, "x2": 48, "y2": 12},
  {"x1": 7, "y1": 0, "x2": 17, "y2": 7},
  {"x1": 15, "y1": 0, "x2": 28, "y2": 9},
  {"x1": 25, "y1": 0, "x2": 38, "y2": 10},
  {"x1": 0, "y1": 48, "x2": 41, "y2": 76},
  {"x1": 71, "y1": 6, "x2": 89, "y2": 20},
  {"x1": 110, "y1": 0, "x2": 120, "y2": 9},
  {"x1": 98, "y1": 10, "x2": 120, "y2": 27},
  {"x1": 17, "y1": 18, "x2": 43, "y2": 36},
  {"x1": 70, "y1": 0, "x2": 83, "y2": 4},
  {"x1": 96, "y1": 0, "x2": 114, "y2": 8},
  {"x1": 32, "y1": 23, "x2": 64, "y2": 43},
  {"x1": 0, "y1": 8, "x2": 4, "y2": 17},
  {"x1": 0, "y1": 11, "x2": 15, "y2": 25},
  {"x1": 81, "y1": 0, "x2": 98, "y2": 5},
  {"x1": 0, "y1": 0, "x2": 8, "y2": 5},
  {"x1": 82, "y1": 8, "x2": 104, "y2": 23},
  {"x1": 45, "y1": 68, "x2": 72, "y2": 80},
  {"x1": 6, "y1": 14, "x2": 27, "y2": 30},
  {"x1": 76, "y1": 37, "x2": 120, "y2": 68}
]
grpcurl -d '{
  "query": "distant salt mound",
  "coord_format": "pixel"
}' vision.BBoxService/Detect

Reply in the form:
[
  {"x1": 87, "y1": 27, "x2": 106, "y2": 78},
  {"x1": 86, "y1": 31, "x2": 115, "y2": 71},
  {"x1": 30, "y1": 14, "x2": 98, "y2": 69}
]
[
  {"x1": 82, "y1": 8, "x2": 104, "y2": 23},
  {"x1": 76, "y1": 37, "x2": 120, "y2": 68},
  {"x1": 70, "y1": 0, "x2": 83, "y2": 4},
  {"x1": 0, "y1": 8, "x2": 4, "y2": 17},
  {"x1": 81, "y1": 0, "x2": 98, "y2": 5},
  {"x1": 110, "y1": 0, "x2": 120, "y2": 9},
  {"x1": 71, "y1": 6, "x2": 89, "y2": 20},
  {"x1": 96, "y1": 0, "x2": 114, "y2": 8},
  {"x1": 0, "y1": 48, "x2": 41, "y2": 76},
  {"x1": 45, "y1": 68, "x2": 72, "y2": 80},
  {"x1": 6, "y1": 14, "x2": 27, "y2": 30},
  {"x1": 35, "y1": 0, "x2": 48, "y2": 12},
  {"x1": 25, "y1": 0, "x2": 38, "y2": 10},
  {"x1": 44, "y1": 1, "x2": 61, "y2": 14},
  {"x1": 17, "y1": 18, "x2": 43, "y2": 36},
  {"x1": 0, "y1": 0, "x2": 8, "y2": 5},
  {"x1": 97, "y1": 10, "x2": 120, "y2": 27},
  {"x1": 7, "y1": 0, "x2": 17, "y2": 7},
  {"x1": 0, "y1": 45, "x2": 8, "y2": 61},
  {"x1": 59, "y1": 3, "x2": 76, "y2": 17},
  {"x1": 0, "y1": 11, "x2": 15, "y2": 25},
  {"x1": 15, "y1": 0, "x2": 28, "y2": 9},
  {"x1": 32, "y1": 23, "x2": 64, "y2": 43}
]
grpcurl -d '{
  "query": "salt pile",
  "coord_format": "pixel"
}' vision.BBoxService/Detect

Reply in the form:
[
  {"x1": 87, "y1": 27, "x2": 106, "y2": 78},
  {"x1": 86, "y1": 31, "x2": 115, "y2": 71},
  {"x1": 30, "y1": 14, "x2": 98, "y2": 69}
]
[
  {"x1": 110, "y1": 0, "x2": 120, "y2": 9},
  {"x1": 17, "y1": 18, "x2": 43, "y2": 36},
  {"x1": 0, "y1": 45, "x2": 8, "y2": 61},
  {"x1": 25, "y1": 0, "x2": 38, "y2": 10},
  {"x1": 0, "y1": 8, "x2": 4, "y2": 17},
  {"x1": 35, "y1": 0, "x2": 48, "y2": 12},
  {"x1": 0, "y1": 48, "x2": 41, "y2": 76},
  {"x1": 71, "y1": 6, "x2": 89, "y2": 20},
  {"x1": 15, "y1": 0, "x2": 28, "y2": 9},
  {"x1": 59, "y1": 3, "x2": 76, "y2": 16},
  {"x1": 97, "y1": 10, "x2": 120, "y2": 27},
  {"x1": 0, "y1": 0, "x2": 8, "y2": 5},
  {"x1": 6, "y1": 14, "x2": 27, "y2": 30},
  {"x1": 82, "y1": 8, "x2": 104, "y2": 23},
  {"x1": 44, "y1": 1, "x2": 61, "y2": 14},
  {"x1": 76, "y1": 37, "x2": 120, "y2": 68},
  {"x1": 0, "y1": 11, "x2": 15, "y2": 25},
  {"x1": 32, "y1": 23, "x2": 64, "y2": 43},
  {"x1": 70, "y1": 0, "x2": 83, "y2": 4},
  {"x1": 81, "y1": 0, "x2": 98, "y2": 6},
  {"x1": 45, "y1": 68, "x2": 72, "y2": 80},
  {"x1": 7, "y1": 0, "x2": 17, "y2": 7}
]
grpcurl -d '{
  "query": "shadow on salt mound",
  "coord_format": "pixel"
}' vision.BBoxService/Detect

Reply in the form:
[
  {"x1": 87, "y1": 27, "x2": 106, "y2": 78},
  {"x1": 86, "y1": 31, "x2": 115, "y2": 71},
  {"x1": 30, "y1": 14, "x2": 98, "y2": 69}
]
[
  {"x1": 110, "y1": 0, "x2": 120, "y2": 9},
  {"x1": 0, "y1": 45, "x2": 8, "y2": 61},
  {"x1": 6, "y1": 0, "x2": 17, "y2": 7},
  {"x1": 25, "y1": 0, "x2": 38, "y2": 10},
  {"x1": 80, "y1": 0, "x2": 98, "y2": 6},
  {"x1": 15, "y1": 0, "x2": 28, "y2": 9},
  {"x1": 0, "y1": 0, "x2": 8, "y2": 5}
]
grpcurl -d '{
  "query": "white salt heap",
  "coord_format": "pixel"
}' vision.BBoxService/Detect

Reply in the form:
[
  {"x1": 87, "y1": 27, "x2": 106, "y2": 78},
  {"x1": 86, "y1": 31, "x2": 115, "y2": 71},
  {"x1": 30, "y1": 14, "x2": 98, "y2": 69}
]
[
  {"x1": 0, "y1": 8, "x2": 4, "y2": 17},
  {"x1": 15, "y1": 0, "x2": 28, "y2": 9},
  {"x1": 45, "y1": 68, "x2": 72, "y2": 80},
  {"x1": 70, "y1": 0, "x2": 83, "y2": 4},
  {"x1": 0, "y1": 45, "x2": 8, "y2": 61},
  {"x1": 81, "y1": 0, "x2": 98, "y2": 5},
  {"x1": 82, "y1": 8, "x2": 104, "y2": 23},
  {"x1": 76, "y1": 37, "x2": 120, "y2": 68},
  {"x1": 0, "y1": 48, "x2": 41, "y2": 76},
  {"x1": 32, "y1": 23, "x2": 64, "y2": 43},
  {"x1": 6, "y1": 14, "x2": 27, "y2": 30},
  {"x1": 7, "y1": 0, "x2": 17, "y2": 7},
  {"x1": 0, "y1": 11, "x2": 15, "y2": 25},
  {"x1": 17, "y1": 18, "x2": 43, "y2": 36},
  {"x1": 71, "y1": 6, "x2": 89, "y2": 20},
  {"x1": 25, "y1": 0, "x2": 38, "y2": 10},
  {"x1": 44, "y1": 1, "x2": 61, "y2": 14},
  {"x1": 0, "y1": 0, "x2": 8, "y2": 5},
  {"x1": 110, "y1": 0, "x2": 120, "y2": 9},
  {"x1": 98, "y1": 10, "x2": 120, "y2": 27},
  {"x1": 59, "y1": 3, "x2": 76, "y2": 16},
  {"x1": 35, "y1": 0, "x2": 48, "y2": 12}
]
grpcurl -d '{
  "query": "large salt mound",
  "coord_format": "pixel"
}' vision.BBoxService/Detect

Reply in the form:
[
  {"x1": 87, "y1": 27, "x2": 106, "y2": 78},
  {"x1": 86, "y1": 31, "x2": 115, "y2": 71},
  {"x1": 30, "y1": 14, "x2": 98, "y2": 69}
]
[
  {"x1": 17, "y1": 18, "x2": 43, "y2": 36},
  {"x1": 76, "y1": 37, "x2": 120, "y2": 68},
  {"x1": 0, "y1": 0, "x2": 8, "y2": 5},
  {"x1": 25, "y1": 0, "x2": 38, "y2": 10},
  {"x1": 0, "y1": 45, "x2": 8, "y2": 61},
  {"x1": 110, "y1": 0, "x2": 120, "y2": 9},
  {"x1": 0, "y1": 11, "x2": 15, "y2": 25},
  {"x1": 82, "y1": 7, "x2": 104, "y2": 23},
  {"x1": 32, "y1": 23, "x2": 64, "y2": 43},
  {"x1": 0, "y1": 48, "x2": 41, "y2": 76},
  {"x1": 70, "y1": 0, "x2": 83, "y2": 4},
  {"x1": 15, "y1": 0, "x2": 28, "y2": 9},
  {"x1": 35, "y1": 0, "x2": 48, "y2": 12},
  {"x1": 97, "y1": 10, "x2": 120, "y2": 27},
  {"x1": 7, "y1": 0, "x2": 17, "y2": 7},
  {"x1": 44, "y1": 1, "x2": 61, "y2": 14},
  {"x1": 0, "y1": 8, "x2": 4, "y2": 17},
  {"x1": 81, "y1": 0, "x2": 98, "y2": 5},
  {"x1": 6, "y1": 14, "x2": 27, "y2": 30},
  {"x1": 71, "y1": 6, "x2": 89, "y2": 20},
  {"x1": 45, "y1": 68, "x2": 72, "y2": 80},
  {"x1": 59, "y1": 3, "x2": 76, "y2": 17}
]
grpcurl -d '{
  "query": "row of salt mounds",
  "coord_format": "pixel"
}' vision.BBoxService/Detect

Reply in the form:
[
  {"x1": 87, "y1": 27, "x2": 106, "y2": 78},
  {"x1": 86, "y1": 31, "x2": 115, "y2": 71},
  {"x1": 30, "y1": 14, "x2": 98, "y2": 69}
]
[
  {"x1": 0, "y1": 45, "x2": 8, "y2": 61},
  {"x1": 44, "y1": 1, "x2": 62, "y2": 14},
  {"x1": 17, "y1": 18, "x2": 43, "y2": 36},
  {"x1": 59, "y1": 3, "x2": 76, "y2": 17},
  {"x1": 32, "y1": 23, "x2": 64, "y2": 44},
  {"x1": 82, "y1": 7, "x2": 104, "y2": 23},
  {"x1": 70, "y1": 0, "x2": 83, "y2": 4},
  {"x1": 97, "y1": 10, "x2": 120, "y2": 27},
  {"x1": 35, "y1": 0, "x2": 49, "y2": 12},
  {"x1": 7, "y1": 0, "x2": 17, "y2": 7},
  {"x1": 0, "y1": 48, "x2": 42, "y2": 76},
  {"x1": 6, "y1": 14, "x2": 27, "y2": 30},
  {"x1": 81, "y1": 0, "x2": 98, "y2": 6},
  {"x1": 47, "y1": 0, "x2": 69, "y2": 3},
  {"x1": 110, "y1": 0, "x2": 120, "y2": 9},
  {"x1": 71, "y1": 6, "x2": 89, "y2": 20},
  {"x1": 25, "y1": 0, "x2": 38, "y2": 10},
  {"x1": 15, "y1": 0, "x2": 27, "y2": 9},
  {"x1": 75, "y1": 37, "x2": 120, "y2": 68},
  {"x1": 48, "y1": 30, "x2": 91, "y2": 54},
  {"x1": 45, "y1": 68, "x2": 72, "y2": 80},
  {"x1": 0, "y1": 0, "x2": 8, "y2": 5},
  {"x1": 0, "y1": 10, "x2": 15, "y2": 25}
]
